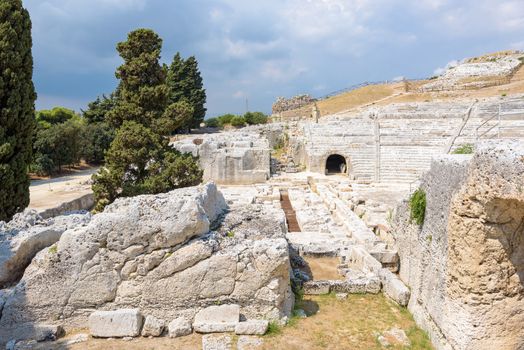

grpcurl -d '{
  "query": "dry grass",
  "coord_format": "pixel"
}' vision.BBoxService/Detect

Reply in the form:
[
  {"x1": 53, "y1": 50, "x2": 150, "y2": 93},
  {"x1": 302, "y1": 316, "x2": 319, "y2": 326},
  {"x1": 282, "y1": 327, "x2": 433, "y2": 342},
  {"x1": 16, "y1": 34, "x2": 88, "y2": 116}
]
[
  {"x1": 303, "y1": 256, "x2": 344, "y2": 280},
  {"x1": 45, "y1": 294, "x2": 433, "y2": 350},
  {"x1": 262, "y1": 293, "x2": 433, "y2": 350},
  {"x1": 316, "y1": 83, "x2": 404, "y2": 116}
]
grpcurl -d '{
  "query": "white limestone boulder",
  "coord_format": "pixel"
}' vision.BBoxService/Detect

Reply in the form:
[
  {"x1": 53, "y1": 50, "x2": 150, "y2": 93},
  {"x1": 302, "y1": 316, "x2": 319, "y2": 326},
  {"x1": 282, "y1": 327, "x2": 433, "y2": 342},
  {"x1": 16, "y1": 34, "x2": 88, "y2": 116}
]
[
  {"x1": 235, "y1": 320, "x2": 269, "y2": 335},
  {"x1": 141, "y1": 315, "x2": 165, "y2": 337},
  {"x1": 88, "y1": 309, "x2": 143, "y2": 338},
  {"x1": 168, "y1": 317, "x2": 192, "y2": 338},
  {"x1": 193, "y1": 304, "x2": 240, "y2": 333}
]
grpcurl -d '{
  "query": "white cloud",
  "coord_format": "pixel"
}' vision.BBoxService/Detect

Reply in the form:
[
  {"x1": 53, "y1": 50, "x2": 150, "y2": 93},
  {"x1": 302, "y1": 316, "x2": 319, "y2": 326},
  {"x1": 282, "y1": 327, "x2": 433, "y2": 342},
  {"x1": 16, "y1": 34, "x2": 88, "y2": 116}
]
[{"x1": 433, "y1": 60, "x2": 459, "y2": 76}]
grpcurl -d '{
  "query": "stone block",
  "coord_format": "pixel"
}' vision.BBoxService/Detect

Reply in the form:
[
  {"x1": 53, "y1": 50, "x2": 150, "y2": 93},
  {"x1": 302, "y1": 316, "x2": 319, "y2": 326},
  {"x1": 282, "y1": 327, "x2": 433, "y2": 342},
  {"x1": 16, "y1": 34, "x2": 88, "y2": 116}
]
[
  {"x1": 88, "y1": 309, "x2": 143, "y2": 338},
  {"x1": 235, "y1": 320, "x2": 269, "y2": 335},
  {"x1": 168, "y1": 317, "x2": 192, "y2": 338},
  {"x1": 380, "y1": 269, "x2": 410, "y2": 306},
  {"x1": 303, "y1": 281, "x2": 330, "y2": 295},
  {"x1": 202, "y1": 334, "x2": 233, "y2": 350},
  {"x1": 141, "y1": 315, "x2": 165, "y2": 337},
  {"x1": 193, "y1": 304, "x2": 240, "y2": 333}
]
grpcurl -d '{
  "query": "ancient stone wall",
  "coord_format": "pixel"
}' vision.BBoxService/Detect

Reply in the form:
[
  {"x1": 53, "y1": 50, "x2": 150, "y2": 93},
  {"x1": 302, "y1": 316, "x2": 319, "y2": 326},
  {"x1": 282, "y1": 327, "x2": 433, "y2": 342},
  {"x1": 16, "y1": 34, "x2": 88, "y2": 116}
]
[
  {"x1": 172, "y1": 129, "x2": 271, "y2": 185},
  {"x1": 393, "y1": 141, "x2": 524, "y2": 350},
  {"x1": 272, "y1": 95, "x2": 315, "y2": 114}
]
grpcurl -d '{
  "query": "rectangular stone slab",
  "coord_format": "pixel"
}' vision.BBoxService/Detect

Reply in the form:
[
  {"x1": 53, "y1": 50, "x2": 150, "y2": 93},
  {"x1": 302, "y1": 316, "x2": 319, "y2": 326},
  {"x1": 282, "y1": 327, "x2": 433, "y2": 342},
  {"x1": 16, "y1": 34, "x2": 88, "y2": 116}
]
[
  {"x1": 88, "y1": 309, "x2": 143, "y2": 338},
  {"x1": 193, "y1": 304, "x2": 240, "y2": 333}
]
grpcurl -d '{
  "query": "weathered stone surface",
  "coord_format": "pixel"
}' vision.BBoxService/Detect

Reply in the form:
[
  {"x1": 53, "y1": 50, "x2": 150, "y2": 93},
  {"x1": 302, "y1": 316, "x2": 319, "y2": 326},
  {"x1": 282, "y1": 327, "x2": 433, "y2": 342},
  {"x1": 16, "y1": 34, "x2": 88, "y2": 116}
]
[
  {"x1": 88, "y1": 309, "x2": 143, "y2": 338},
  {"x1": 303, "y1": 276, "x2": 381, "y2": 295},
  {"x1": 194, "y1": 304, "x2": 240, "y2": 333},
  {"x1": 235, "y1": 320, "x2": 269, "y2": 335},
  {"x1": 141, "y1": 315, "x2": 165, "y2": 337},
  {"x1": 202, "y1": 334, "x2": 233, "y2": 350},
  {"x1": 237, "y1": 336, "x2": 264, "y2": 350},
  {"x1": 382, "y1": 328, "x2": 410, "y2": 347},
  {"x1": 394, "y1": 141, "x2": 524, "y2": 350},
  {"x1": 168, "y1": 317, "x2": 192, "y2": 338},
  {"x1": 0, "y1": 210, "x2": 91, "y2": 287},
  {"x1": 379, "y1": 269, "x2": 410, "y2": 306},
  {"x1": 172, "y1": 131, "x2": 271, "y2": 185}
]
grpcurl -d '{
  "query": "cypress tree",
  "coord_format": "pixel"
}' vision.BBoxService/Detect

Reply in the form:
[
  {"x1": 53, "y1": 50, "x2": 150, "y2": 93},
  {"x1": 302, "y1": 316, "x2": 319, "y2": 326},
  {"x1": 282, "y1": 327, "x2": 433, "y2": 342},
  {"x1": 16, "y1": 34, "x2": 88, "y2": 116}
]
[
  {"x1": 106, "y1": 29, "x2": 169, "y2": 129},
  {"x1": 185, "y1": 56, "x2": 206, "y2": 128},
  {"x1": 0, "y1": 0, "x2": 36, "y2": 221},
  {"x1": 166, "y1": 53, "x2": 207, "y2": 130}
]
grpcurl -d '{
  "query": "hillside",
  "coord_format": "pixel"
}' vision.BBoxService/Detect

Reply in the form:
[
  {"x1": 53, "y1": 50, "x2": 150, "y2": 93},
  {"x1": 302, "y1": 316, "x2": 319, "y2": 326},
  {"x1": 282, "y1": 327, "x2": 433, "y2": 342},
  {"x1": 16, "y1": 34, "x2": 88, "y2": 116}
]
[{"x1": 273, "y1": 50, "x2": 524, "y2": 119}]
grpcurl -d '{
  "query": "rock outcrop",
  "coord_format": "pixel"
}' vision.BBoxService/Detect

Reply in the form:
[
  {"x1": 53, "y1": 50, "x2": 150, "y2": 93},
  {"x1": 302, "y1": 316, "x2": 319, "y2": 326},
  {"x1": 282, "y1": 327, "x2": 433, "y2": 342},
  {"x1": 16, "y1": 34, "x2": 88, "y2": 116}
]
[
  {"x1": 0, "y1": 210, "x2": 91, "y2": 288},
  {"x1": 394, "y1": 141, "x2": 524, "y2": 350},
  {"x1": 0, "y1": 183, "x2": 293, "y2": 344}
]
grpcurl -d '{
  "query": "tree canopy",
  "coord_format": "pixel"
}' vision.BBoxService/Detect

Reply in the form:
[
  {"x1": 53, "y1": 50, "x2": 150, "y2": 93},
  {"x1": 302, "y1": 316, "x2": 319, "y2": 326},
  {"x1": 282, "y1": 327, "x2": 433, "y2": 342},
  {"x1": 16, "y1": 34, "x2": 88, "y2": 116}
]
[{"x1": 167, "y1": 52, "x2": 207, "y2": 130}]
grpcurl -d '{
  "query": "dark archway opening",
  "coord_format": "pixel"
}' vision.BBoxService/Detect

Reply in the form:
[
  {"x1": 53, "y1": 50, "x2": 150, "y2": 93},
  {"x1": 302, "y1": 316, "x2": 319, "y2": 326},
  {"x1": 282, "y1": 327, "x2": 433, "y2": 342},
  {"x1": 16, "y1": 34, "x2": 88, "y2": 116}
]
[{"x1": 325, "y1": 154, "x2": 347, "y2": 175}]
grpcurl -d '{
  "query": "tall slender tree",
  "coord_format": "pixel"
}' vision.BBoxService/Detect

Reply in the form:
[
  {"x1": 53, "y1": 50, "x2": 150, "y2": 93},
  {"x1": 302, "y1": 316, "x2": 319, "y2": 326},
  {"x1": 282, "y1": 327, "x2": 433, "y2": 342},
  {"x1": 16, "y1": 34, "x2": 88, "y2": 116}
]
[
  {"x1": 166, "y1": 53, "x2": 207, "y2": 130},
  {"x1": 0, "y1": 0, "x2": 36, "y2": 221},
  {"x1": 106, "y1": 29, "x2": 169, "y2": 129}
]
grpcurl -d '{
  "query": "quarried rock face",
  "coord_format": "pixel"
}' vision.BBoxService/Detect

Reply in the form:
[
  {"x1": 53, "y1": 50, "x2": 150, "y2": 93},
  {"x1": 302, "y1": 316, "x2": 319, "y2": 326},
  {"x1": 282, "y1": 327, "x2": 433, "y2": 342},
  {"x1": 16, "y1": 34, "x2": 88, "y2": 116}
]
[
  {"x1": 394, "y1": 141, "x2": 524, "y2": 350},
  {"x1": 0, "y1": 210, "x2": 91, "y2": 288},
  {"x1": 0, "y1": 183, "x2": 293, "y2": 344}
]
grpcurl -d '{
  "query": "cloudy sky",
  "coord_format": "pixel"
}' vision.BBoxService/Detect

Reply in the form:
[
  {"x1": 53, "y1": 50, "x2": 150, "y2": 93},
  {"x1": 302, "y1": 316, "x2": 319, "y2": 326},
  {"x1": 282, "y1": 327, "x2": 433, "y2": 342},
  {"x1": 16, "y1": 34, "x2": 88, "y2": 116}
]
[{"x1": 26, "y1": 0, "x2": 524, "y2": 117}]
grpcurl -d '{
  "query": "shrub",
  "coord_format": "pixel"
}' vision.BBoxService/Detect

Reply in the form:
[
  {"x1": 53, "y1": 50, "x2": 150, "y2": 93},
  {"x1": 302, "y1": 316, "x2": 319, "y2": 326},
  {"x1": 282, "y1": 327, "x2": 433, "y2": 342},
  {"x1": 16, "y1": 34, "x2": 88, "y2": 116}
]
[
  {"x1": 216, "y1": 113, "x2": 236, "y2": 126},
  {"x1": 244, "y1": 111, "x2": 268, "y2": 125},
  {"x1": 230, "y1": 116, "x2": 246, "y2": 127},
  {"x1": 409, "y1": 189, "x2": 426, "y2": 226},
  {"x1": 205, "y1": 117, "x2": 220, "y2": 128},
  {"x1": 452, "y1": 144, "x2": 474, "y2": 154}
]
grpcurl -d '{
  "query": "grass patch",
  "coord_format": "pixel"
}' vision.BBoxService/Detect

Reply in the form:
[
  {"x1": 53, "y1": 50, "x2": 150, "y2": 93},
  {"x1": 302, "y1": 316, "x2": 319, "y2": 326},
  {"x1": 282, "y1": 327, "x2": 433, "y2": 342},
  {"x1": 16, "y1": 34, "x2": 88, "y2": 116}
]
[
  {"x1": 48, "y1": 245, "x2": 57, "y2": 254},
  {"x1": 452, "y1": 144, "x2": 474, "y2": 154},
  {"x1": 226, "y1": 231, "x2": 235, "y2": 238},
  {"x1": 409, "y1": 189, "x2": 426, "y2": 226},
  {"x1": 265, "y1": 321, "x2": 282, "y2": 336}
]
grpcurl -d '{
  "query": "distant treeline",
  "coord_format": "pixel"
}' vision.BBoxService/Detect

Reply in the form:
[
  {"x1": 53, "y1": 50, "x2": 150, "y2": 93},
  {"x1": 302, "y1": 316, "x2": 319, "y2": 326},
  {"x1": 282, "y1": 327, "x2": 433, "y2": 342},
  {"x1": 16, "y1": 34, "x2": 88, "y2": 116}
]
[{"x1": 205, "y1": 111, "x2": 268, "y2": 128}]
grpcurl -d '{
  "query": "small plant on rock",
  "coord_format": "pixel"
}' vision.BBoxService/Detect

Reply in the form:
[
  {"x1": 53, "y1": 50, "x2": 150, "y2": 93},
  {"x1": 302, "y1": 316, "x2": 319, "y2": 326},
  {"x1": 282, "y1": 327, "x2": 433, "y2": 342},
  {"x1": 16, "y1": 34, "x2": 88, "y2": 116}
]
[
  {"x1": 452, "y1": 144, "x2": 474, "y2": 155},
  {"x1": 409, "y1": 189, "x2": 426, "y2": 226}
]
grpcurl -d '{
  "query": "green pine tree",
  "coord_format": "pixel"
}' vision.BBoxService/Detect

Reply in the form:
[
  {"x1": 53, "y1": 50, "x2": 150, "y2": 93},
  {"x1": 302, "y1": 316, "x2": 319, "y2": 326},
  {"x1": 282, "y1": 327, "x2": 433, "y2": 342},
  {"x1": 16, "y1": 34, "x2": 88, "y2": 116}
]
[
  {"x1": 0, "y1": 0, "x2": 37, "y2": 221},
  {"x1": 106, "y1": 29, "x2": 169, "y2": 129},
  {"x1": 166, "y1": 53, "x2": 207, "y2": 130}
]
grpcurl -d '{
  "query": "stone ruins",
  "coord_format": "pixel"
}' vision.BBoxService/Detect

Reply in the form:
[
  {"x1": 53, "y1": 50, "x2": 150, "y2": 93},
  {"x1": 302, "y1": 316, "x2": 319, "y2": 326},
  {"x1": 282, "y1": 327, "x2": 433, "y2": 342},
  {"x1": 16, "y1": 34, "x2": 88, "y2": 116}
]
[{"x1": 1, "y1": 52, "x2": 524, "y2": 350}]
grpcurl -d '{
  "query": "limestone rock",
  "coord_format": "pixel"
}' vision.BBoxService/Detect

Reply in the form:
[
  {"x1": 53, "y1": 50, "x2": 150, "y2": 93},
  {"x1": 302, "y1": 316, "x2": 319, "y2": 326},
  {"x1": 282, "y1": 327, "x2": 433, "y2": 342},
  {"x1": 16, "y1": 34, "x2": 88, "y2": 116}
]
[
  {"x1": 0, "y1": 184, "x2": 293, "y2": 345},
  {"x1": 202, "y1": 334, "x2": 233, "y2": 350},
  {"x1": 168, "y1": 317, "x2": 192, "y2": 338},
  {"x1": 141, "y1": 315, "x2": 165, "y2": 337},
  {"x1": 235, "y1": 320, "x2": 269, "y2": 335},
  {"x1": 237, "y1": 336, "x2": 264, "y2": 350},
  {"x1": 382, "y1": 328, "x2": 410, "y2": 347},
  {"x1": 394, "y1": 141, "x2": 524, "y2": 350},
  {"x1": 194, "y1": 304, "x2": 240, "y2": 333},
  {"x1": 88, "y1": 309, "x2": 143, "y2": 338},
  {"x1": 0, "y1": 211, "x2": 91, "y2": 287}
]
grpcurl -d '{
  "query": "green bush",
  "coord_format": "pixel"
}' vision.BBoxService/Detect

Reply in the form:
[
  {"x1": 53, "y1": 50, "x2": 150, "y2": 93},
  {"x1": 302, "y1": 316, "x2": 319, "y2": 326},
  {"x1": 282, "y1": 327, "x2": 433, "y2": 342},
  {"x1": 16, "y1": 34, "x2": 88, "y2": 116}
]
[
  {"x1": 217, "y1": 113, "x2": 236, "y2": 126},
  {"x1": 452, "y1": 144, "x2": 474, "y2": 154},
  {"x1": 205, "y1": 117, "x2": 220, "y2": 128},
  {"x1": 409, "y1": 189, "x2": 426, "y2": 226},
  {"x1": 230, "y1": 116, "x2": 246, "y2": 127},
  {"x1": 244, "y1": 111, "x2": 268, "y2": 125}
]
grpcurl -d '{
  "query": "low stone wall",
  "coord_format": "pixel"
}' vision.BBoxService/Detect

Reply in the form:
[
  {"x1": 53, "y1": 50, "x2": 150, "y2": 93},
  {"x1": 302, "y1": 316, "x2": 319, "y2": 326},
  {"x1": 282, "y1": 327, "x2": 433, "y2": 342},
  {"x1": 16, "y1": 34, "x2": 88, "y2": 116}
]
[
  {"x1": 394, "y1": 141, "x2": 524, "y2": 350},
  {"x1": 39, "y1": 193, "x2": 94, "y2": 219}
]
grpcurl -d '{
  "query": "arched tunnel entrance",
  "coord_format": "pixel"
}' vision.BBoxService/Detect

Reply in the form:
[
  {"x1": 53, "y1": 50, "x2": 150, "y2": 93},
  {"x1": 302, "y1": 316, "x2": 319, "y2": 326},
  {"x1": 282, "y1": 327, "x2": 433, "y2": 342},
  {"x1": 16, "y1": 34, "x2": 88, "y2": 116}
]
[{"x1": 325, "y1": 154, "x2": 347, "y2": 175}]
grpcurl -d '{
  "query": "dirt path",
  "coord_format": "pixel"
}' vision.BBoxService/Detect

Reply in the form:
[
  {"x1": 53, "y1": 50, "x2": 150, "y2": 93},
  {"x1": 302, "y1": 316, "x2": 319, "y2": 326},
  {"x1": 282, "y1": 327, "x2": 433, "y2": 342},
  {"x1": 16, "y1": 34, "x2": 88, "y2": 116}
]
[{"x1": 29, "y1": 167, "x2": 98, "y2": 211}]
